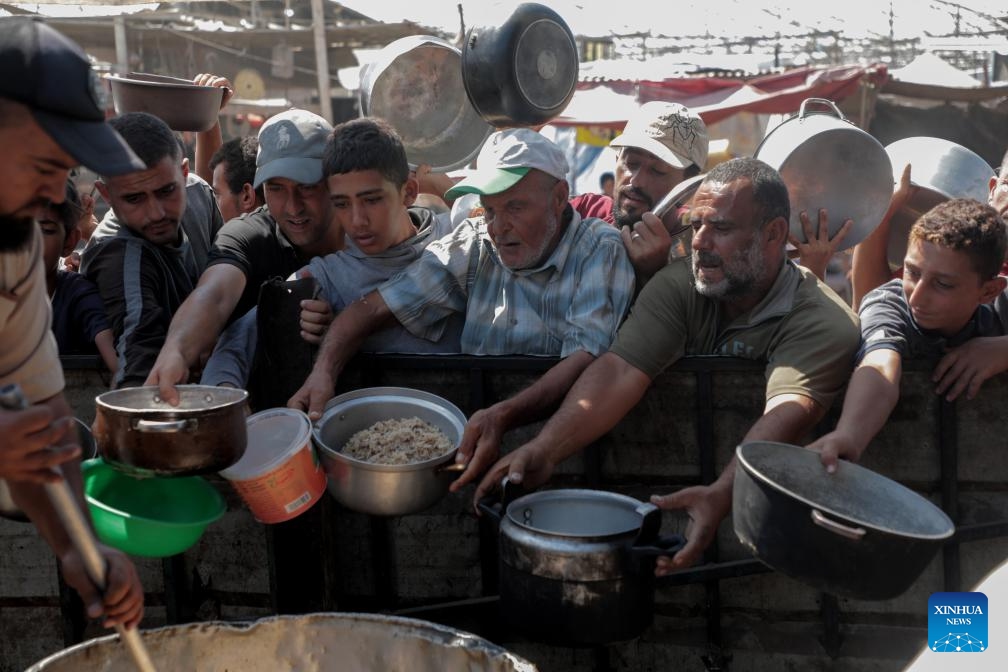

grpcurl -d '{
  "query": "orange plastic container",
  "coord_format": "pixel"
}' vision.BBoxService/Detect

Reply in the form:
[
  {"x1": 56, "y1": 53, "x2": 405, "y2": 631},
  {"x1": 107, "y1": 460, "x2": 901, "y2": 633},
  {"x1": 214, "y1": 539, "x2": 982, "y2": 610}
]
[{"x1": 219, "y1": 408, "x2": 325, "y2": 523}]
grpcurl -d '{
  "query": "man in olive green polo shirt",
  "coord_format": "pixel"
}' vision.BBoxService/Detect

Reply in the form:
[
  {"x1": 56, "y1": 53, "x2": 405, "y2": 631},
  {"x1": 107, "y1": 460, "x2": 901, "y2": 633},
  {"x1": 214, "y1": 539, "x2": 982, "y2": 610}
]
[{"x1": 474, "y1": 157, "x2": 860, "y2": 575}]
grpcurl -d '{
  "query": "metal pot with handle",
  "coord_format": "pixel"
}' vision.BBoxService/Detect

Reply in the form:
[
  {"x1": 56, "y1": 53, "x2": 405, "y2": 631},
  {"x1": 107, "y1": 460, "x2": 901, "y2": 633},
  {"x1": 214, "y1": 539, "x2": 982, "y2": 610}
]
[
  {"x1": 461, "y1": 2, "x2": 579, "y2": 127},
  {"x1": 883, "y1": 136, "x2": 996, "y2": 268},
  {"x1": 93, "y1": 385, "x2": 248, "y2": 476},
  {"x1": 480, "y1": 487, "x2": 684, "y2": 645},
  {"x1": 733, "y1": 441, "x2": 954, "y2": 600},
  {"x1": 359, "y1": 35, "x2": 492, "y2": 172},
  {"x1": 755, "y1": 98, "x2": 893, "y2": 252}
]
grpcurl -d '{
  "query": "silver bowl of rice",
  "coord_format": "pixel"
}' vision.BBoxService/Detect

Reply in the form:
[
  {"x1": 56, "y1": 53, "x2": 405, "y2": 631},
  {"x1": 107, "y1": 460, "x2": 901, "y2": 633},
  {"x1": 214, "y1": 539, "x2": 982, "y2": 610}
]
[{"x1": 312, "y1": 387, "x2": 467, "y2": 516}]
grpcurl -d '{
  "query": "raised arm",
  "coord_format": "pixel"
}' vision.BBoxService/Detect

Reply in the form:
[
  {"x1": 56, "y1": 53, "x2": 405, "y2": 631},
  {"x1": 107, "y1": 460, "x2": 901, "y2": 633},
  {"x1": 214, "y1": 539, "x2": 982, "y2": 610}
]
[
  {"x1": 145, "y1": 264, "x2": 247, "y2": 403},
  {"x1": 192, "y1": 73, "x2": 233, "y2": 182},
  {"x1": 806, "y1": 348, "x2": 902, "y2": 470},
  {"x1": 852, "y1": 163, "x2": 913, "y2": 310},
  {"x1": 287, "y1": 289, "x2": 398, "y2": 418}
]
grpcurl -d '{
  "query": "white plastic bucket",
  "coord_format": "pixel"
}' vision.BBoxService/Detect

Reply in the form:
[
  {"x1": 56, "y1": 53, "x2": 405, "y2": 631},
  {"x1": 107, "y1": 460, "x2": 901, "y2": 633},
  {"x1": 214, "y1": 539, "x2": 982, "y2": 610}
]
[{"x1": 219, "y1": 408, "x2": 325, "y2": 523}]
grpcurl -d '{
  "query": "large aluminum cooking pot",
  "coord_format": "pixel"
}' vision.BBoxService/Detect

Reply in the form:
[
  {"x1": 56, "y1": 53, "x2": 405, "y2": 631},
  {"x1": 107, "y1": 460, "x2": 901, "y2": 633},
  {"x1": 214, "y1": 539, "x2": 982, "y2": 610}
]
[
  {"x1": 755, "y1": 98, "x2": 893, "y2": 251},
  {"x1": 462, "y1": 2, "x2": 579, "y2": 127},
  {"x1": 480, "y1": 488, "x2": 684, "y2": 645},
  {"x1": 0, "y1": 418, "x2": 97, "y2": 521},
  {"x1": 733, "y1": 441, "x2": 954, "y2": 600},
  {"x1": 360, "y1": 35, "x2": 492, "y2": 172},
  {"x1": 26, "y1": 612, "x2": 537, "y2": 671},
  {"x1": 883, "y1": 137, "x2": 997, "y2": 267},
  {"x1": 93, "y1": 385, "x2": 248, "y2": 476},
  {"x1": 313, "y1": 387, "x2": 467, "y2": 516}
]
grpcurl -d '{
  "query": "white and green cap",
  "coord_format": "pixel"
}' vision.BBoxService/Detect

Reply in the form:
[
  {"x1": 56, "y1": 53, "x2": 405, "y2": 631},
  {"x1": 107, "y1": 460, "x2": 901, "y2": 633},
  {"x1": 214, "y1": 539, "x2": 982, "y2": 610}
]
[{"x1": 445, "y1": 128, "x2": 568, "y2": 200}]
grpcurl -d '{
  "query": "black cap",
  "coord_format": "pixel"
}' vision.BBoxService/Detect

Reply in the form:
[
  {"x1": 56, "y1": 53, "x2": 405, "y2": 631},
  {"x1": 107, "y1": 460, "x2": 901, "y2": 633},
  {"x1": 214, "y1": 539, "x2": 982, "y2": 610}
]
[{"x1": 0, "y1": 18, "x2": 143, "y2": 176}]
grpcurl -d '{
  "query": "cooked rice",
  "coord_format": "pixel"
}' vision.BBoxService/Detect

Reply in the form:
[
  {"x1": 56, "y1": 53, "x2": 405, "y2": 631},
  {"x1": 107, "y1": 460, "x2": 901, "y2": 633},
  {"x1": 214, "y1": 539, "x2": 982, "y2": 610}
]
[{"x1": 342, "y1": 417, "x2": 454, "y2": 465}]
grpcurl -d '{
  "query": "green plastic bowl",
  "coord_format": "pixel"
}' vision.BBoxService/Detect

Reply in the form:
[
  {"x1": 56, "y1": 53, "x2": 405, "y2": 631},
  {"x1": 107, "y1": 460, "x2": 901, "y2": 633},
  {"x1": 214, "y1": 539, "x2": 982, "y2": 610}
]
[{"x1": 82, "y1": 458, "x2": 226, "y2": 558}]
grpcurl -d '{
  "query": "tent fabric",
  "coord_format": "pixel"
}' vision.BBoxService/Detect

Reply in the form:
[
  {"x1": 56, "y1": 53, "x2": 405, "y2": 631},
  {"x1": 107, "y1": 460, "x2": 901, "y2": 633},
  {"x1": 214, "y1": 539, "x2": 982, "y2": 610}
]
[
  {"x1": 870, "y1": 99, "x2": 1008, "y2": 169},
  {"x1": 553, "y1": 64, "x2": 888, "y2": 128},
  {"x1": 890, "y1": 53, "x2": 981, "y2": 88}
]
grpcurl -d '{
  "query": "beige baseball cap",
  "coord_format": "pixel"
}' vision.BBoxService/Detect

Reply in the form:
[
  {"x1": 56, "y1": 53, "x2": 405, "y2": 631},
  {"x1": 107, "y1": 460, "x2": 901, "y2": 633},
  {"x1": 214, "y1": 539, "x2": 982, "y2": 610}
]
[{"x1": 610, "y1": 101, "x2": 709, "y2": 170}]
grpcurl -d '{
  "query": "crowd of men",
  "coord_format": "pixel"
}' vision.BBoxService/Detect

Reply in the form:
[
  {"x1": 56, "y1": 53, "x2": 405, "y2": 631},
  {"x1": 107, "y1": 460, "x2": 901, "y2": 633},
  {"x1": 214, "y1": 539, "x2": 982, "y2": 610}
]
[{"x1": 3, "y1": 17, "x2": 1008, "y2": 635}]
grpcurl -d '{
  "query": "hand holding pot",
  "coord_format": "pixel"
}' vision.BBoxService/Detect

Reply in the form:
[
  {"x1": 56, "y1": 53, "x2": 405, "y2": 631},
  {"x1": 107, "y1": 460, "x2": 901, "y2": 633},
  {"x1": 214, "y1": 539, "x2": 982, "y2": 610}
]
[
  {"x1": 192, "y1": 73, "x2": 233, "y2": 110},
  {"x1": 287, "y1": 368, "x2": 336, "y2": 421},
  {"x1": 145, "y1": 348, "x2": 191, "y2": 407},
  {"x1": 806, "y1": 429, "x2": 866, "y2": 474},
  {"x1": 472, "y1": 443, "x2": 555, "y2": 512},
  {"x1": 59, "y1": 543, "x2": 144, "y2": 629},
  {"x1": 787, "y1": 209, "x2": 852, "y2": 282},
  {"x1": 650, "y1": 482, "x2": 732, "y2": 576},
  {"x1": 621, "y1": 212, "x2": 673, "y2": 281},
  {"x1": 448, "y1": 406, "x2": 506, "y2": 493}
]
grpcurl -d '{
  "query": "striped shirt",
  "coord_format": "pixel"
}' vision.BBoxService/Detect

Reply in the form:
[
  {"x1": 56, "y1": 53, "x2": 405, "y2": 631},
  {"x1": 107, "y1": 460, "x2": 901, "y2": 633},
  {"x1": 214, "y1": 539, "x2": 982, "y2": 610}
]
[{"x1": 379, "y1": 210, "x2": 635, "y2": 358}]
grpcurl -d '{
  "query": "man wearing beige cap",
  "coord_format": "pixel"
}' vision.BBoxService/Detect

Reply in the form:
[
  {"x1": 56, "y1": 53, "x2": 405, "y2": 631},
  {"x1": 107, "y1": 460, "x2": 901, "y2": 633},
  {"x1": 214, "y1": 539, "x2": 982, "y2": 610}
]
[
  {"x1": 147, "y1": 109, "x2": 342, "y2": 404},
  {"x1": 290, "y1": 128, "x2": 635, "y2": 490},
  {"x1": 572, "y1": 101, "x2": 709, "y2": 282}
]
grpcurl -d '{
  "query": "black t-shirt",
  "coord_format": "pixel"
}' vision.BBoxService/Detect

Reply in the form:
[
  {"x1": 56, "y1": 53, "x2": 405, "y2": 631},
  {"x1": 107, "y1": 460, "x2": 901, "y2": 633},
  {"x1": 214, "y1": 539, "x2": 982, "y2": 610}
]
[
  {"x1": 857, "y1": 279, "x2": 1008, "y2": 362},
  {"x1": 205, "y1": 206, "x2": 308, "y2": 320}
]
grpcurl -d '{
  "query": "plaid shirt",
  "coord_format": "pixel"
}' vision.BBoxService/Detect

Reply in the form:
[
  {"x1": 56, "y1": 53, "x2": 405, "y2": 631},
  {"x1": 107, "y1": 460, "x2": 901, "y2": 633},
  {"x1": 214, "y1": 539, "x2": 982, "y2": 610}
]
[{"x1": 379, "y1": 210, "x2": 634, "y2": 357}]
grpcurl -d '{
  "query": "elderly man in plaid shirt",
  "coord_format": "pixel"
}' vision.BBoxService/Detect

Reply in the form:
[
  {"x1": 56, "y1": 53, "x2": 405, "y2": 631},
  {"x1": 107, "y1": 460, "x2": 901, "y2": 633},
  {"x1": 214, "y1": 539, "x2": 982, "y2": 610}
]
[{"x1": 290, "y1": 128, "x2": 635, "y2": 491}]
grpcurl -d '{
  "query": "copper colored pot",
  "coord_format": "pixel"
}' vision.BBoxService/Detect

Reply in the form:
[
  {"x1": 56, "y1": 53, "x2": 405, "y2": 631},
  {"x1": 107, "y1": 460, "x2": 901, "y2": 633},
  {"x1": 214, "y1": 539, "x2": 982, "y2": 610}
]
[{"x1": 94, "y1": 385, "x2": 248, "y2": 476}]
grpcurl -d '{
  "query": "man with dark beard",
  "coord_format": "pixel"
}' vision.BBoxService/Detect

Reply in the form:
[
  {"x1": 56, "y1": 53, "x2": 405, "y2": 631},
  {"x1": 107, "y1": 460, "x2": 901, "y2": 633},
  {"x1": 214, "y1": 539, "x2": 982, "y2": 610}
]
[
  {"x1": 571, "y1": 101, "x2": 708, "y2": 282},
  {"x1": 80, "y1": 112, "x2": 223, "y2": 387},
  {"x1": 475, "y1": 157, "x2": 860, "y2": 574},
  {"x1": 0, "y1": 18, "x2": 145, "y2": 629}
]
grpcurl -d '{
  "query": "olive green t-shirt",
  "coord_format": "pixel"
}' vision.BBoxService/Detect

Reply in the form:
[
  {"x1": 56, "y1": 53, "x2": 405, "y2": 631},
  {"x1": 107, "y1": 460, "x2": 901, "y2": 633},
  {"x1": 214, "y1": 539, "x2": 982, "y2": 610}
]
[{"x1": 610, "y1": 258, "x2": 859, "y2": 407}]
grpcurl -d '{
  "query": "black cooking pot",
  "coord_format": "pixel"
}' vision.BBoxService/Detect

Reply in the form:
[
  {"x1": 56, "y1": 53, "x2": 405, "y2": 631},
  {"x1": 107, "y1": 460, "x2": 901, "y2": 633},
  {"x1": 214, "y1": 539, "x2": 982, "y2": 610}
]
[
  {"x1": 480, "y1": 488, "x2": 683, "y2": 645},
  {"x1": 733, "y1": 441, "x2": 955, "y2": 600},
  {"x1": 461, "y1": 3, "x2": 579, "y2": 127},
  {"x1": 93, "y1": 385, "x2": 248, "y2": 476}
]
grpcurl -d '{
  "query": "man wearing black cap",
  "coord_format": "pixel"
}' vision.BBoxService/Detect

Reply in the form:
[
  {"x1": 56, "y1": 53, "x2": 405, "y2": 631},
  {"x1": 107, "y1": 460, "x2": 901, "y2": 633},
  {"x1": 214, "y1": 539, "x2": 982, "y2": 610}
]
[{"x1": 0, "y1": 18, "x2": 144, "y2": 630}]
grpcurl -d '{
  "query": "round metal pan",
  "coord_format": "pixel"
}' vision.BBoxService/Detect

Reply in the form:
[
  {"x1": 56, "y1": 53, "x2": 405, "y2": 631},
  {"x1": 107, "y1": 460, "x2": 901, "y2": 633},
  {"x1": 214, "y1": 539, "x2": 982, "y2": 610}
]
[
  {"x1": 883, "y1": 136, "x2": 996, "y2": 267},
  {"x1": 733, "y1": 441, "x2": 954, "y2": 600},
  {"x1": 755, "y1": 98, "x2": 892, "y2": 252},
  {"x1": 360, "y1": 35, "x2": 492, "y2": 172}
]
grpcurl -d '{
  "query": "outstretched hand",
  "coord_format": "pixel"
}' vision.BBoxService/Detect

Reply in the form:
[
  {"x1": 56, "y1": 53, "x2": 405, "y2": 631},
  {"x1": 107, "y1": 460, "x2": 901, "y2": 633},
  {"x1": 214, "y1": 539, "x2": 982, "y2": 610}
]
[
  {"x1": 287, "y1": 369, "x2": 335, "y2": 420},
  {"x1": 806, "y1": 430, "x2": 865, "y2": 474},
  {"x1": 650, "y1": 483, "x2": 732, "y2": 576},
  {"x1": 472, "y1": 444, "x2": 555, "y2": 512},
  {"x1": 449, "y1": 407, "x2": 506, "y2": 493}
]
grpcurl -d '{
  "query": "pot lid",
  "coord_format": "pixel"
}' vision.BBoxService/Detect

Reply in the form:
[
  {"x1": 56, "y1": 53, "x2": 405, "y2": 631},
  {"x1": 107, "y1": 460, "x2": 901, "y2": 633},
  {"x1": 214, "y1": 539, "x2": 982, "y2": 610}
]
[
  {"x1": 220, "y1": 408, "x2": 311, "y2": 479},
  {"x1": 505, "y1": 489, "x2": 653, "y2": 539},
  {"x1": 737, "y1": 441, "x2": 954, "y2": 539}
]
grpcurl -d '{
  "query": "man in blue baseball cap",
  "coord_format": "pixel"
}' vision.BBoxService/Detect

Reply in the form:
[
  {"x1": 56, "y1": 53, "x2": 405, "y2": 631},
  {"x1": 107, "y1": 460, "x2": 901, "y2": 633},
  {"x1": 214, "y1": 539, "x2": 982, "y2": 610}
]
[{"x1": 0, "y1": 18, "x2": 144, "y2": 631}]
